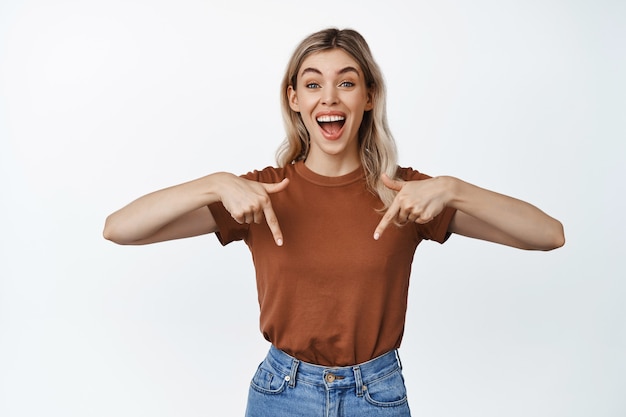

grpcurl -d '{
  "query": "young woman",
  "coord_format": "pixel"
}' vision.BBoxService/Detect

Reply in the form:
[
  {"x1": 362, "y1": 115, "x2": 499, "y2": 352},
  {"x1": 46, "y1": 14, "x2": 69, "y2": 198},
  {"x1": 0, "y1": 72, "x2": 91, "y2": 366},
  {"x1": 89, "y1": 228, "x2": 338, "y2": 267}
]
[{"x1": 104, "y1": 28, "x2": 564, "y2": 417}]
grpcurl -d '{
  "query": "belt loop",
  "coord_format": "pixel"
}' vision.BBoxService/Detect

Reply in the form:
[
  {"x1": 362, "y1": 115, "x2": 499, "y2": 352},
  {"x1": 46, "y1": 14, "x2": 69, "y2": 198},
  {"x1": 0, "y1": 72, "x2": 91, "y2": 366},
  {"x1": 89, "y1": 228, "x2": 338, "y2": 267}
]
[
  {"x1": 353, "y1": 366, "x2": 364, "y2": 397},
  {"x1": 288, "y1": 358, "x2": 299, "y2": 388},
  {"x1": 395, "y1": 349, "x2": 403, "y2": 370}
]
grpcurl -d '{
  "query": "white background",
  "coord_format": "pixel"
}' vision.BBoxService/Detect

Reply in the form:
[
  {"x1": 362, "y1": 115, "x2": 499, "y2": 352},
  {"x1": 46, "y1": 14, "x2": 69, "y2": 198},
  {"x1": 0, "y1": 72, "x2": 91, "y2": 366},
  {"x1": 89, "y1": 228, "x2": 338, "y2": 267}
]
[{"x1": 1, "y1": 0, "x2": 624, "y2": 416}]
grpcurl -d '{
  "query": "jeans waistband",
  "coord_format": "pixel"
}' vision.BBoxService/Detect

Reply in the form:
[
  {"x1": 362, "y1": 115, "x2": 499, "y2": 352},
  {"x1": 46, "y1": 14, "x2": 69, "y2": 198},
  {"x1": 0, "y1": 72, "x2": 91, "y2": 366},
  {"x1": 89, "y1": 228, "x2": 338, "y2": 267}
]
[{"x1": 265, "y1": 345, "x2": 403, "y2": 394}]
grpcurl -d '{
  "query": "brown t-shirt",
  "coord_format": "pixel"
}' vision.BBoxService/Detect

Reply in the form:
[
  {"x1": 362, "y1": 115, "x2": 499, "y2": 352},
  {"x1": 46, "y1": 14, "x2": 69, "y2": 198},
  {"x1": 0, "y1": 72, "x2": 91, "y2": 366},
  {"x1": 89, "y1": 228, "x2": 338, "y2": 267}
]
[{"x1": 209, "y1": 161, "x2": 456, "y2": 366}]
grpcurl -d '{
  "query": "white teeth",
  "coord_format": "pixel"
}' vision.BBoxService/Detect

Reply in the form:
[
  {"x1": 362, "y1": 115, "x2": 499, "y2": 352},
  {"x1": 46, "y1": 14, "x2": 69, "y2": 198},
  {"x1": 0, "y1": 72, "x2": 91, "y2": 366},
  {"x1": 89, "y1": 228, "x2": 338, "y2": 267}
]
[{"x1": 316, "y1": 115, "x2": 345, "y2": 123}]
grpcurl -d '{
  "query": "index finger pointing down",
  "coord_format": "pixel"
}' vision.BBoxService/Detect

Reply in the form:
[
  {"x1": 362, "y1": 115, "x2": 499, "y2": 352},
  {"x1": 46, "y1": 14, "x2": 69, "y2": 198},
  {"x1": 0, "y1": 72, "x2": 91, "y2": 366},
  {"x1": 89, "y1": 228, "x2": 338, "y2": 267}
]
[
  {"x1": 373, "y1": 201, "x2": 400, "y2": 240},
  {"x1": 263, "y1": 206, "x2": 284, "y2": 246}
]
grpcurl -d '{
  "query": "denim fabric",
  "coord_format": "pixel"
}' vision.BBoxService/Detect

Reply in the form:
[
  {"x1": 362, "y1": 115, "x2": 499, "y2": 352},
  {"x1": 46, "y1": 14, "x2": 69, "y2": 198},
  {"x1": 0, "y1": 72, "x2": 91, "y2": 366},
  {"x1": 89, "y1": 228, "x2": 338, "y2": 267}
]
[{"x1": 245, "y1": 346, "x2": 411, "y2": 417}]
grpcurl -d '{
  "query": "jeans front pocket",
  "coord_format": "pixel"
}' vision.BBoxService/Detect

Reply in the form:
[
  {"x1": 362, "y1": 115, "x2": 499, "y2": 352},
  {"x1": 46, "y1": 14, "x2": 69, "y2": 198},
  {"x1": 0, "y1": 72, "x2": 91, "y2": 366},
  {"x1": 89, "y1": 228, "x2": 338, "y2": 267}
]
[
  {"x1": 364, "y1": 368, "x2": 409, "y2": 408},
  {"x1": 249, "y1": 360, "x2": 288, "y2": 395}
]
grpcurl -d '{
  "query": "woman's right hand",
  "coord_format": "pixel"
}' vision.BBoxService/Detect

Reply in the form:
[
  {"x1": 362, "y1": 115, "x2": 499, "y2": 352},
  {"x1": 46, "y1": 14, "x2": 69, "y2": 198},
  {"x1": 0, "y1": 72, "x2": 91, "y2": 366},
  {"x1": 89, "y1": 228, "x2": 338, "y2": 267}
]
[{"x1": 214, "y1": 173, "x2": 289, "y2": 246}]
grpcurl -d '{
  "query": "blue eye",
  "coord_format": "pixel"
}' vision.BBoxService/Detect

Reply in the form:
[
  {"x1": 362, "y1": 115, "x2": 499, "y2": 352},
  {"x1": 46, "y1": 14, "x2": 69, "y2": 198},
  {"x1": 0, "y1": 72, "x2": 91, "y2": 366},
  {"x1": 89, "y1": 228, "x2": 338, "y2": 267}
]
[
  {"x1": 340, "y1": 81, "x2": 354, "y2": 87},
  {"x1": 306, "y1": 83, "x2": 320, "y2": 89}
]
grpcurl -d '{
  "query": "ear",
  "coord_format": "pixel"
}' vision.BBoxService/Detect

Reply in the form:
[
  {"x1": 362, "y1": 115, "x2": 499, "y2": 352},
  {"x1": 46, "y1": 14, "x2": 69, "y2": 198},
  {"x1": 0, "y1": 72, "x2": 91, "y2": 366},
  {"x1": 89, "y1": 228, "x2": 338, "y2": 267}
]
[
  {"x1": 364, "y1": 88, "x2": 374, "y2": 111},
  {"x1": 287, "y1": 85, "x2": 300, "y2": 112}
]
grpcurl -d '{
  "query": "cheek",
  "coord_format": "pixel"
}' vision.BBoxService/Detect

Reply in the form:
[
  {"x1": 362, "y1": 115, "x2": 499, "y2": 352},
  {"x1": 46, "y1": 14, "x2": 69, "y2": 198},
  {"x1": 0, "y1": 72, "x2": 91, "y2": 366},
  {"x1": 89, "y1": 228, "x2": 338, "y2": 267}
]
[
  {"x1": 348, "y1": 94, "x2": 370, "y2": 112},
  {"x1": 300, "y1": 113, "x2": 318, "y2": 130}
]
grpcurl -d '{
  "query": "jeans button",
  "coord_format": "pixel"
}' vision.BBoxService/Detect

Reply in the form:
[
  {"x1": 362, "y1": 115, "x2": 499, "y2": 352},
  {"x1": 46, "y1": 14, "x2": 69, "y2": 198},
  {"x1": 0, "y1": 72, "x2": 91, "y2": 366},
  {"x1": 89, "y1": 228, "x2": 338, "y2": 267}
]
[{"x1": 325, "y1": 373, "x2": 336, "y2": 383}]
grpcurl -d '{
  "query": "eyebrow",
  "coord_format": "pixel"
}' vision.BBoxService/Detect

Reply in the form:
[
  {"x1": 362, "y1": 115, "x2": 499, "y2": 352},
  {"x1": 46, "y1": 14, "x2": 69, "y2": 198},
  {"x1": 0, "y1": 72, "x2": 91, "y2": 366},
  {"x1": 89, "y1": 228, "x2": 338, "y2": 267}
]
[{"x1": 300, "y1": 66, "x2": 361, "y2": 77}]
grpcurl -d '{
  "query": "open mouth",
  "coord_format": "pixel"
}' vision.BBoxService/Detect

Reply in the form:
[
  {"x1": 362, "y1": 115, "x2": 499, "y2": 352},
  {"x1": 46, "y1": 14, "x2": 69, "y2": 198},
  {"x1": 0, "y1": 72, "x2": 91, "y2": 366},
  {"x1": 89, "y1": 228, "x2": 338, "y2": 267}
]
[{"x1": 316, "y1": 114, "x2": 346, "y2": 136}]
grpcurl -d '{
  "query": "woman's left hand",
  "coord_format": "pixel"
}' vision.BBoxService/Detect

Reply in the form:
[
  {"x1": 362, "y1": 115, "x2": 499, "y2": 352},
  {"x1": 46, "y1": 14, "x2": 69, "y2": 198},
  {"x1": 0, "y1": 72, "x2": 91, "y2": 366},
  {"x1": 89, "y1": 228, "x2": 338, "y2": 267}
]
[{"x1": 373, "y1": 174, "x2": 448, "y2": 240}]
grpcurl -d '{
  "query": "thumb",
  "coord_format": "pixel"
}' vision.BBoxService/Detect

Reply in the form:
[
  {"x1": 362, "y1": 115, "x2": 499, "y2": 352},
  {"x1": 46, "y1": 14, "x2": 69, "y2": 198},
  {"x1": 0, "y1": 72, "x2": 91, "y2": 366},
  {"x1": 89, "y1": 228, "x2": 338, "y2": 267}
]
[
  {"x1": 381, "y1": 173, "x2": 404, "y2": 191},
  {"x1": 262, "y1": 178, "x2": 290, "y2": 194}
]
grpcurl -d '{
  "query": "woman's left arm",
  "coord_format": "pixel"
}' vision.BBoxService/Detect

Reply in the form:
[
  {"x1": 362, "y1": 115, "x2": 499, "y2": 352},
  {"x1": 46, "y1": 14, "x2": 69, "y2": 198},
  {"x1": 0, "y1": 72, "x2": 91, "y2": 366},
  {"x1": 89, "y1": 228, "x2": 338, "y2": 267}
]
[
  {"x1": 443, "y1": 176, "x2": 565, "y2": 250},
  {"x1": 374, "y1": 175, "x2": 565, "y2": 251}
]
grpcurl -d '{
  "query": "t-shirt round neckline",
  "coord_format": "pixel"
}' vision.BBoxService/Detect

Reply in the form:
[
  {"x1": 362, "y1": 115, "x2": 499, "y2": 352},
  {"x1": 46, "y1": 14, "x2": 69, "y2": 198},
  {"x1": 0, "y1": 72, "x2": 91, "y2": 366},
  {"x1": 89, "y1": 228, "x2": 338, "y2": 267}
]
[{"x1": 294, "y1": 160, "x2": 365, "y2": 187}]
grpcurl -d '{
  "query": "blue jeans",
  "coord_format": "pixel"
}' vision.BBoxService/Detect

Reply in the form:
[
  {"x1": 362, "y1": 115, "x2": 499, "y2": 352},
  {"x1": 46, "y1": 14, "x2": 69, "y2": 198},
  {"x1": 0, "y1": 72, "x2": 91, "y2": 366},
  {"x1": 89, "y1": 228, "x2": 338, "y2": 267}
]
[{"x1": 245, "y1": 345, "x2": 412, "y2": 417}]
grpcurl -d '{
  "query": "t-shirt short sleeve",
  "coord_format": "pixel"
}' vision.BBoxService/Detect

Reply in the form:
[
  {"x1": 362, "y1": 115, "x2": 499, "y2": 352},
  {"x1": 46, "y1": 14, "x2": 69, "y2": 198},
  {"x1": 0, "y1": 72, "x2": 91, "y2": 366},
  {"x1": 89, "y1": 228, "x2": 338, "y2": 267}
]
[
  {"x1": 207, "y1": 201, "x2": 248, "y2": 245},
  {"x1": 398, "y1": 167, "x2": 457, "y2": 244}
]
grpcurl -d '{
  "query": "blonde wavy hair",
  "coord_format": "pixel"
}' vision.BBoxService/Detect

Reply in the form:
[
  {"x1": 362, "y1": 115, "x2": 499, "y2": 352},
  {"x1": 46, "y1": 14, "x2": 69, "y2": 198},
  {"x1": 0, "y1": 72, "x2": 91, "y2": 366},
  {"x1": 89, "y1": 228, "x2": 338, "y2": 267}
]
[{"x1": 276, "y1": 28, "x2": 398, "y2": 209}]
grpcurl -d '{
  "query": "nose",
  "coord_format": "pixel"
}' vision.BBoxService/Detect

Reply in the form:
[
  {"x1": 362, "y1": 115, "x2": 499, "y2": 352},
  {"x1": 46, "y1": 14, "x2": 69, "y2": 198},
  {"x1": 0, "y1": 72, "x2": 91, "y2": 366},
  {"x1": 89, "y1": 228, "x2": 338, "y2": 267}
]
[{"x1": 321, "y1": 86, "x2": 339, "y2": 106}]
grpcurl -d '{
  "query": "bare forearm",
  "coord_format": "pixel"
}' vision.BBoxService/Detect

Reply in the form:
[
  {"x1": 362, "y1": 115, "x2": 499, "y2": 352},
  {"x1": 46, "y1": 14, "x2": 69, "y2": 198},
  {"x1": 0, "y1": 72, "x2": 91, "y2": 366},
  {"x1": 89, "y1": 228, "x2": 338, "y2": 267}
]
[
  {"x1": 103, "y1": 172, "x2": 228, "y2": 244},
  {"x1": 444, "y1": 176, "x2": 565, "y2": 250}
]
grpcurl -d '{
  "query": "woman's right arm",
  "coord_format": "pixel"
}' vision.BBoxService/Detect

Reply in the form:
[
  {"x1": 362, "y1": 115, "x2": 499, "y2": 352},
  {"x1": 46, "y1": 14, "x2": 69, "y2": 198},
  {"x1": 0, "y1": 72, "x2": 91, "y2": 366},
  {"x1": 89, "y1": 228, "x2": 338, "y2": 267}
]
[{"x1": 103, "y1": 172, "x2": 288, "y2": 246}]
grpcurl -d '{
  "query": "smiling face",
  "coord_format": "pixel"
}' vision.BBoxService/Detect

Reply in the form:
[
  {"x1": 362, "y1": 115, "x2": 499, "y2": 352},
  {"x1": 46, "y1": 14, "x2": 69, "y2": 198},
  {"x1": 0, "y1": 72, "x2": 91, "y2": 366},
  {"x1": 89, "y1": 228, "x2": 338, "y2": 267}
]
[{"x1": 287, "y1": 48, "x2": 373, "y2": 176}]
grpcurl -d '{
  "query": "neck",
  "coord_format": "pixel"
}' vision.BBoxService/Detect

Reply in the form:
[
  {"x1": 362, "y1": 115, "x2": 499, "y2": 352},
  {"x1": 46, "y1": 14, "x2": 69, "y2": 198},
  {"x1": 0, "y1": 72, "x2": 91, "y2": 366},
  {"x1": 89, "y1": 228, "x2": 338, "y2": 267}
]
[{"x1": 304, "y1": 154, "x2": 361, "y2": 177}]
